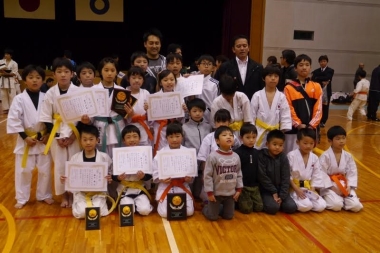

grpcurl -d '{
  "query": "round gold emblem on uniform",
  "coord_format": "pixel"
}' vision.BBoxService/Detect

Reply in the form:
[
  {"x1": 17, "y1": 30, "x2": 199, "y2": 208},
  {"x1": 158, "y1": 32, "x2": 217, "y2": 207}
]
[
  {"x1": 122, "y1": 206, "x2": 131, "y2": 214},
  {"x1": 89, "y1": 209, "x2": 97, "y2": 218},
  {"x1": 116, "y1": 91, "x2": 126, "y2": 101},
  {"x1": 172, "y1": 196, "x2": 182, "y2": 206}
]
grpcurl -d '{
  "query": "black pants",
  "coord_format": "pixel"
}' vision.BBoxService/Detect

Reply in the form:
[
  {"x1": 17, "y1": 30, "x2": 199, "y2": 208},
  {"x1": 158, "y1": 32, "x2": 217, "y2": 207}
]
[
  {"x1": 321, "y1": 99, "x2": 330, "y2": 124},
  {"x1": 367, "y1": 90, "x2": 380, "y2": 119}
]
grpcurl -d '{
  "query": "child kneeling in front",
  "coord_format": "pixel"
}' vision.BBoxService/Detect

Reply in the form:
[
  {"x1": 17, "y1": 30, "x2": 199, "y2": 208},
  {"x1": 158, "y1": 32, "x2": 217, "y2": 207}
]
[
  {"x1": 61, "y1": 125, "x2": 113, "y2": 219},
  {"x1": 288, "y1": 128, "x2": 326, "y2": 212},
  {"x1": 203, "y1": 126, "x2": 243, "y2": 221},
  {"x1": 152, "y1": 122, "x2": 194, "y2": 218},
  {"x1": 258, "y1": 130, "x2": 297, "y2": 215},
  {"x1": 319, "y1": 126, "x2": 363, "y2": 212},
  {"x1": 113, "y1": 125, "x2": 153, "y2": 215}
]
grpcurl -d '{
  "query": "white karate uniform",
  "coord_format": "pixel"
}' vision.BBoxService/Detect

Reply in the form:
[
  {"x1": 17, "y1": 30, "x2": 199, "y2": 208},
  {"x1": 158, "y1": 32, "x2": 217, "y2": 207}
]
[
  {"x1": 210, "y1": 91, "x2": 253, "y2": 136},
  {"x1": 251, "y1": 88, "x2": 292, "y2": 149},
  {"x1": 70, "y1": 150, "x2": 112, "y2": 219},
  {"x1": 39, "y1": 84, "x2": 81, "y2": 196},
  {"x1": 319, "y1": 147, "x2": 363, "y2": 212},
  {"x1": 0, "y1": 59, "x2": 18, "y2": 110},
  {"x1": 117, "y1": 174, "x2": 153, "y2": 216},
  {"x1": 7, "y1": 90, "x2": 52, "y2": 205},
  {"x1": 287, "y1": 149, "x2": 326, "y2": 212},
  {"x1": 92, "y1": 83, "x2": 126, "y2": 157},
  {"x1": 347, "y1": 78, "x2": 370, "y2": 120},
  {"x1": 195, "y1": 75, "x2": 219, "y2": 124},
  {"x1": 125, "y1": 87, "x2": 152, "y2": 146},
  {"x1": 153, "y1": 145, "x2": 194, "y2": 218}
]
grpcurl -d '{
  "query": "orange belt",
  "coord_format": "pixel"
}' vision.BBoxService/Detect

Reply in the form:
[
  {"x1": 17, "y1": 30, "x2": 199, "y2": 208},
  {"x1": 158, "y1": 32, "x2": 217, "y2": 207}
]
[
  {"x1": 357, "y1": 92, "x2": 368, "y2": 95},
  {"x1": 159, "y1": 178, "x2": 194, "y2": 203},
  {"x1": 154, "y1": 119, "x2": 170, "y2": 156},
  {"x1": 329, "y1": 174, "x2": 349, "y2": 197},
  {"x1": 131, "y1": 115, "x2": 153, "y2": 141}
]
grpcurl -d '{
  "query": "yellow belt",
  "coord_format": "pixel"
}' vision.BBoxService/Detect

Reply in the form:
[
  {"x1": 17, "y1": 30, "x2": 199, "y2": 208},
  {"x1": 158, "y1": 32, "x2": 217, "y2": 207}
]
[
  {"x1": 229, "y1": 120, "x2": 244, "y2": 131},
  {"x1": 22, "y1": 129, "x2": 46, "y2": 168},
  {"x1": 85, "y1": 192, "x2": 117, "y2": 215},
  {"x1": 255, "y1": 119, "x2": 279, "y2": 146},
  {"x1": 43, "y1": 113, "x2": 80, "y2": 155},
  {"x1": 115, "y1": 180, "x2": 152, "y2": 204},
  {"x1": 293, "y1": 179, "x2": 311, "y2": 190}
]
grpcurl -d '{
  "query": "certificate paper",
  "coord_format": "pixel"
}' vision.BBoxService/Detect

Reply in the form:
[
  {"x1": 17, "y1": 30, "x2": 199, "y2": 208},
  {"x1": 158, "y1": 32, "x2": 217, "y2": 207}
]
[
  {"x1": 93, "y1": 89, "x2": 109, "y2": 117},
  {"x1": 157, "y1": 148, "x2": 197, "y2": 179},
  {"x1": 65, "y1": 162, "x2": 108, "y2": 192},
  {"x1": 147, "y1": 92, "x2": 184, "y2": 121},
  {"x1": 175, "y1": 75, "x2": 204, "y2": 98},
  {"x1": 113, "y1": 146, "x2": 153, "y2": 175},
  {"x1": 56, "y1": 89, "x2": 99, "y2": 123}
]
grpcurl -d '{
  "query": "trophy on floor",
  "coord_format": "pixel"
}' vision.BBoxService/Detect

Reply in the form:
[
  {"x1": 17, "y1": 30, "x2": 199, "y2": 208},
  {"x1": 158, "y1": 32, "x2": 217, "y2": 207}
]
[
  {"x1": 167, "y1": 193, "x2": 187, "y2": 221},
  {"x1": 85, "y1": 207, "x2": 100, "y2": 230},
  {"x1": 119, "y1": 204, "x2": 134, "y2": 226}
]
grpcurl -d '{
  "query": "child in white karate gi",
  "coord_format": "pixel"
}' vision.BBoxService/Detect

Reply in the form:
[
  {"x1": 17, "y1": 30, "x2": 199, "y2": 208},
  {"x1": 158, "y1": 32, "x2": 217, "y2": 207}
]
[
  {"x1": 7, "y1": 65, "x2": 53, "y2": 209},
  {"x1": 288, "y1": 128, "x2": 326, "y2": 212},
  {"x1": 319, "y1": 126, "x2": 363, "y2": 212}
]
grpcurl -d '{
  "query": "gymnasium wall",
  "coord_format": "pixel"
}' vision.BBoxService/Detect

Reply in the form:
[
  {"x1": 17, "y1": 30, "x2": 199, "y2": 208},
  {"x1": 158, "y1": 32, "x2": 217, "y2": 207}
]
[{"x1": 262, "y1": 0, "x2": 380, "y2": 92}]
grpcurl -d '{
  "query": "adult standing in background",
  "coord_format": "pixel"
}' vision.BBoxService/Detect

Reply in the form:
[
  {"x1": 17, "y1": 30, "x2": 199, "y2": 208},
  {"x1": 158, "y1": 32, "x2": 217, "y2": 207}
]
[
  {"x1": 366, "y1": 65, "x2": 380, "y2": 121},
  {"x1": 311, "y1": 55, "x2": 334, "y2": 127},
  {"x1": 0, "y1": 48, "x2": 18, "y2": 114},
  {"x1": 214, "y1": 34, "x2": 263, "y2": 100},
  {"x1": 353, "y1": 63, "x2": 365, "y2": 89},
  {"x1": 143, "y1": 28, "x2": 166, "y2": 79}
]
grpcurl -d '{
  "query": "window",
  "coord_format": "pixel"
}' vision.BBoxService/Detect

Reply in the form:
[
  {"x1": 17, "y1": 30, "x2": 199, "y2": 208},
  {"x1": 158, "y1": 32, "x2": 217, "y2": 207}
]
[{"x1": 293, "y1": 30, "x2": 314, "y2": 40}]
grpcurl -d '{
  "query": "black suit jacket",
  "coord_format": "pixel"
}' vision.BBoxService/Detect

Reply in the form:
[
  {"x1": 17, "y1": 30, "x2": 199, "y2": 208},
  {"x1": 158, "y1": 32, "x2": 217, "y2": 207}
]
[
  {"x1": 311, "y1": 66, "x2": 334, "y2": 98},
  {"x1": 214, "y1": 58, "x2": 264, "y2": 100}
]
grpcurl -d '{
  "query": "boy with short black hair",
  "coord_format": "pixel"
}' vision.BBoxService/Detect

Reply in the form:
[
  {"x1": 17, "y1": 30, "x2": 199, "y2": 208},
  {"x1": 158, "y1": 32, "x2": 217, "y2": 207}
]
[
  {"x1": 60, "y1": 124, "x2": 113, "y2": 219},
  {"x1": 152, "y1": 122, "x2": 195, "y2": 218},
  {"x1": 234, "y1": 123, "x2": 263, "y2": 213},
  {"x1": 183, "y1": 98, "x2": 212, "y2": 152},
  {"x1": 120, "y1": 51, "x2": 156, "y2": 94},
  {"x1": 39, "y1": 57, "x2": 81, "y2": 208},
  {"x1": 113, "y1": 125, "x2": 153, "y2": 215},
  {"x1": 203, "y1": 126, "x2": 243, "y2": 220},
  {"x1": 76, "y1": 62, "x2": 96, "y2": 87},
  {"x1": 7, "y1": 65, "x2": 53, "y2": 209},
  {"x1": 183, "y1": 98, "x2": 212, "y2": 198},
  {"x1": 283, "y1": 54, "x2": 322, "y2": 154},
  {"x1": 311, "y1": 55, "x2": 335, "y2": 127},
  {"x1": 288, "y1": 128, "x2": 326, "y2": 212},
  {"x1": 258, "y1": 130, "x2": 297, "y2": 215},
  {"x1": 251, "y1": 64, "x2": 291, "y2": 150},
  {"x1": 319, "y1": 126, "x2": 363, "y2": 212},
  {"x1": 195, "y1": 54, "x2": 219, "y2": 124}
]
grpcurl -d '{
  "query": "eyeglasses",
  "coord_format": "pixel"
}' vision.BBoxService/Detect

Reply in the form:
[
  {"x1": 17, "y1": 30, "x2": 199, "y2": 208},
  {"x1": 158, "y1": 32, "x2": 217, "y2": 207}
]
[{"x1": 200, "y1": 62, "x2": 213, "y2": 67}]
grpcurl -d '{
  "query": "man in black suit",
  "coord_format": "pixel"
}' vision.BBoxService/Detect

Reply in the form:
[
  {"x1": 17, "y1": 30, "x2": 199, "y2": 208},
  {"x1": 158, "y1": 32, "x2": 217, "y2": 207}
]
[
  {"x1": 367, "y1": 65, "x2": 380, "y2": 121},
  {"x1": 311, "y1": 55, "x2": 335, "y2": 127},
  {"x1": 214, "y1": 35, "x2": 264, "y2": 100}
]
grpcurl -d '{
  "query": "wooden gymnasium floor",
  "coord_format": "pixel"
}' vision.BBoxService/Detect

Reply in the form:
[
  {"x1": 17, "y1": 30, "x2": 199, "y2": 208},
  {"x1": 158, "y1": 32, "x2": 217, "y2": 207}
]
[{"x1": 0, "y1": 105, "x2": 380, "y2": 253}]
